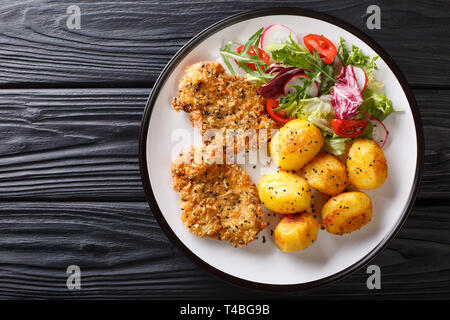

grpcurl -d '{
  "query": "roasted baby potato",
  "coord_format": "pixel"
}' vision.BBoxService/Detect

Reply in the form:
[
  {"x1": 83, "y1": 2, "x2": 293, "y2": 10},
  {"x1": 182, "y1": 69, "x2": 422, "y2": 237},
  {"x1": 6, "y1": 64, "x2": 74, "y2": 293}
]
[
  {"x1": 321, "y1": 191, "x2": 372, "y2": 235},
  {"x1": 258, "y1": 170, "x2": 311, "y2": 214},
  {"x1": 347, "y1": 139, "x2": 388, "y2": 189},
  {"x1": 270, "y1": 119, "x2": 324, "y2": 171},
  {"x1": 300, "y1": 153, "x2": 349, "y2": 195},
  {"x1": 274, "y1": 212, "x2": 319, "y2": 252}
]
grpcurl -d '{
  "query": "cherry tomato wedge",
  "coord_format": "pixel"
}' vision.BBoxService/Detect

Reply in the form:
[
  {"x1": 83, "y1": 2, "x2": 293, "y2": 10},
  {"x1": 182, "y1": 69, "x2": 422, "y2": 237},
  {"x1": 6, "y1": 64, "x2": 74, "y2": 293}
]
[
  {"x1": 266, "y1": 98, "x2": 294, "y2": 124},
  {"x1": 303, "y1": 34, "x2": 337, "y2": 64},
  {"x1": 331, "y1": 119, "x2": 369, "y2": 138},
  {"x1": 236, "y1": 45, "x2": 270, "y2": 71}
]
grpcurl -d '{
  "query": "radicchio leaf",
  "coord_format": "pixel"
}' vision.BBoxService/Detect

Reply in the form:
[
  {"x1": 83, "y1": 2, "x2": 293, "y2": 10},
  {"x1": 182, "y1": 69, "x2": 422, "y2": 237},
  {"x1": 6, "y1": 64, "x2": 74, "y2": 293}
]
[
  {"x1": 258, "y1": 67, "x2": 302, "y2": 98},
  {"x1": 331, "y1": 65, "x2": 363, "y2": 119}
]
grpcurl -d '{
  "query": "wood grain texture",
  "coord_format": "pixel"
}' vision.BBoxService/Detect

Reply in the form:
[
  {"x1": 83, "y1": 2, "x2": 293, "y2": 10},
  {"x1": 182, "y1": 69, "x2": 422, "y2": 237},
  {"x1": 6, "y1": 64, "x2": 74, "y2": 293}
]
[
  {"x1": 0, "y1": 88, "x2": 447, "y2": 201},
  {"x1": 0, "y1": 88, "x2": 148, "y2": 201},
  {"x1": 0, "y1": 202, "x2": 447, "y2": 299},
  {"x1": 0, "y1": 0, "x2": 448, "y2": 88},
  {"x1": 416, "y1": 89, "x2": 450, "y2": 200}
]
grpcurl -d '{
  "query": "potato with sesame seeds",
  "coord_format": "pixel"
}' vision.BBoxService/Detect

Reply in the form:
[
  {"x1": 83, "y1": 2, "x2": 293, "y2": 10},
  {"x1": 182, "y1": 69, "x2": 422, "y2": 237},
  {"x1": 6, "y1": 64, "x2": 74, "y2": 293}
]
[
  {"x1": 258, "y1": 170, "x2": 311, "y2": 214},
  {"x1": 347, "y1": 139, "x2": 388, "y2": 190},
  {"x1": 321, "y1": 191, "x2": 373, "y2": 235},
  {"x1": 270, "y1": 119, "x2": 324, "y2": 171},
  {"x1": 300, "y1": 153, "x2": 349, "y2": 196},
  {"x1": 274, "y1": 212, "x2": 319, "y2": 252}
]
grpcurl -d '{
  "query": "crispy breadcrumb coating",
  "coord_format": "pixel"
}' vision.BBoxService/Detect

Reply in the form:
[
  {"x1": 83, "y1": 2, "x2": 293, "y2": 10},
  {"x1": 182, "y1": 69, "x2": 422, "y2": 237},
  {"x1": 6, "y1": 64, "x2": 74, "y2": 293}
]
[
  {"x1": 172, "y1": 61, "x2": 280, "y2": 135},
  {"x1": 170, "y1": 145, "x2": 266, "y2": 247},
  {"x1": 169, "y1": 61, "x2": 276, "y2": 247}
]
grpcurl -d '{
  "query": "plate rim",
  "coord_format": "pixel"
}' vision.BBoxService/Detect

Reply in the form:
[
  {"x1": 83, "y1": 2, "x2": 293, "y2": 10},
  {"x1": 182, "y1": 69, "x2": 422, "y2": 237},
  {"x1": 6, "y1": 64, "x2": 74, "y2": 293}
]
[{"x1": 138, "y1": 7, "x2": 424, "y2": 292}]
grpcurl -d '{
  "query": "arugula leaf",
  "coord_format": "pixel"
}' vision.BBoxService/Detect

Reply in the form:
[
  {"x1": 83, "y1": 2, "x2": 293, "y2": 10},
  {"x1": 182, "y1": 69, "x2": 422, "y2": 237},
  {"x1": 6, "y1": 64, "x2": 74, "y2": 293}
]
[
  {"x1": 220, "y1": 41, "x2": 237, "y2": 75},
  {"x1": 266, "y1": 37, "x2": 335, "y2": 94},
  {"x1": 337, "y1": 37, "x2": 350, "y2": 64},
  {"x1": 267, "y1": 38, "x2": 314, "y2": 69},
  {"x1": 219, "y1": 28, "x2": 273, "y2": 84},
  {"x1": 274, "y1": 77, "x2": 317, "y2": 113},
  {"x1": 305, "y1": 50, "x2": 335, "y2": 85}
]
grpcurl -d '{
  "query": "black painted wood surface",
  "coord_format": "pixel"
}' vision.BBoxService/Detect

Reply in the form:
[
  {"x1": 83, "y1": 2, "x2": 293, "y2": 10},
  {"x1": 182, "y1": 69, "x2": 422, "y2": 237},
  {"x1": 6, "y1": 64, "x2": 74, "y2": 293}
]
[{"x1": 0, "y1": 0, "x2": 449, "y2": 299}]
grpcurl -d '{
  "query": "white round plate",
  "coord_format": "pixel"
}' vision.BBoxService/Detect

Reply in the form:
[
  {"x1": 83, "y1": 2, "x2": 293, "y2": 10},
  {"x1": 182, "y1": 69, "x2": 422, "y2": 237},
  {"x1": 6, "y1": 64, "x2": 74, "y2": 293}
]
[{"x1": 139, "y1": 8, "x2": 423, "y2": 291}]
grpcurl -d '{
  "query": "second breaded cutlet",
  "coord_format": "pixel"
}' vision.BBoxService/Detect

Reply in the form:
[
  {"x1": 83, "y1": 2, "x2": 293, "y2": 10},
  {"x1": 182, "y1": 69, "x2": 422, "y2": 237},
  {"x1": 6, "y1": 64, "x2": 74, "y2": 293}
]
[
  {"x1": 170, "y1": 144, "x2": 266, "y2": 247},
  {"x1": 172, "y1": 61, "x2": 280, "y2": 136}
]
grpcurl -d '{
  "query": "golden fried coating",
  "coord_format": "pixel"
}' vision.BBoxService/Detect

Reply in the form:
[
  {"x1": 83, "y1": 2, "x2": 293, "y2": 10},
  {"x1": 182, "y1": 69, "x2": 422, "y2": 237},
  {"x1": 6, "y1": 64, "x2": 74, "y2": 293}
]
[
  {"x1": 170, "y1": 145, "x2": 266, "y2": 247},
  {"x1": 172, "y1": 61, "x2": 280, "y2": 135}
]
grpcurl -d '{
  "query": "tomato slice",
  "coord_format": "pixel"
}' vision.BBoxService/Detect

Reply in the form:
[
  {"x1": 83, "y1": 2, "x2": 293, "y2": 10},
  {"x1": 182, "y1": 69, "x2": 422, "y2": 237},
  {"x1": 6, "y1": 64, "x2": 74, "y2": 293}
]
[
  {"x1": 257, "y1": 47, "x2": 270, "y2": 65},
  {"x1": 331, "y1": 119, "x2": 369, "y2": 138},
  {"x1": 303, "y1": 34, "x2": 337, "y2": 64},
  {"x1": 266, "y1": 99, "x2": 294, "y2": 124},
  {"x1": 236, "y1": 45, "x2": 270, "y2": 70}
]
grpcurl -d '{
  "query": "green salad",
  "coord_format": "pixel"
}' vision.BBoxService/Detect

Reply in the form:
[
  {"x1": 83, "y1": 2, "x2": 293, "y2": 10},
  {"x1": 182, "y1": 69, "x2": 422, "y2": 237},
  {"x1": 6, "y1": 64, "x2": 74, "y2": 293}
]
[{"x1": 220, "y1": 25, "x2": 399, "y2": 155}]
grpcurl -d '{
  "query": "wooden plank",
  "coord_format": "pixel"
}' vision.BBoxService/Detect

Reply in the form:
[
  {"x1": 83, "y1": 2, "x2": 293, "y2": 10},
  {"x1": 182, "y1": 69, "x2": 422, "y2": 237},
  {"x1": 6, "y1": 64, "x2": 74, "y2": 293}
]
[
  {"x1": 0, "y1": 202, "x2": 447, "y2": 299},
  {"x1": 417, "y1": 90, "x2": 450, "y2": 200},
  {"x1": 0, "y1": 0, "x2": 448, "y2": 88},
  {"x1": 0, "y1": 88, "x2": 447, "y2": 201},
  {"x1": 0, "y1": 88, "x2": 148, "y2": 201}
]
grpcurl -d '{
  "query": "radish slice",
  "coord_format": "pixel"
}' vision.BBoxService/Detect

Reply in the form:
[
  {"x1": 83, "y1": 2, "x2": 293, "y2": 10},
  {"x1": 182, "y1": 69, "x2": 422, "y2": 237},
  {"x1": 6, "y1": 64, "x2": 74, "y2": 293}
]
[
  {"x1": 309, "y1": 82, "x2": 319, "y2": 97},
  {"x1": 284, "y1": 73, "x2": 308, "y2": 96},
  {"x1": 372, "y1": 118, "x2": 389, "y2": 148},
  {"x1": 260, "y1": 24, "x2": 300, "y2": 51},
  {"x1": 283, "y1": 73, "x2": 319, "y2": 97},
  {"x1": 265, "y1": 63, "x2": 286, "y2": 74},
  {"x1": 361, "y1": 111, "x2": 389, "y2": 148},
  {"x1": 353, "y1": 66, "x2": 367, "y2": 93}
]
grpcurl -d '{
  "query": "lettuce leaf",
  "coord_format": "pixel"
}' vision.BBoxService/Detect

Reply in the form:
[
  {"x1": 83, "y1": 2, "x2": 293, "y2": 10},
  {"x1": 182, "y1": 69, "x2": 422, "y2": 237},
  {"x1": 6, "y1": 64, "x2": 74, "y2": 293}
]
[
  {"x1": 337, "y1": 39, "x2": 398, "y2": 122},
  {"x1": 338, "y1": 37, "x2": 378, "y2": 75},
  {"x1": 308, "y1": 115, "x2": 334, "y2": 133},
  {"x1": 275, "y1": 96, "x2": 335, "y2": 134},
  {"x1": 358, "y1": 88, "x2": 395, "y2": 121},
  {"x1": 366, "y1": 74, "x2": 384, "y2": 94},
  {"x1": 299, "y1": 95, "x2": 335, "y2": 119},
  {"x1": 276, "y1": 95, "x2": 334, "y2": 120},
  {"x1": 323, "y1": 132, "x2": 351, "y2": 156}
]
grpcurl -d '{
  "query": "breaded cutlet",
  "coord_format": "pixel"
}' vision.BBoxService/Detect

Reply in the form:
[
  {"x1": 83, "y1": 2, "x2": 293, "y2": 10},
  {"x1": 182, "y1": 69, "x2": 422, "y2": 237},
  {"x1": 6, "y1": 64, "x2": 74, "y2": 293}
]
[
  {"x1": 172, "y1": 61, "x2": 280, "y2": 136},
  {"x1": 170, "y1": 144, "x2": 266, "y2": 247}
]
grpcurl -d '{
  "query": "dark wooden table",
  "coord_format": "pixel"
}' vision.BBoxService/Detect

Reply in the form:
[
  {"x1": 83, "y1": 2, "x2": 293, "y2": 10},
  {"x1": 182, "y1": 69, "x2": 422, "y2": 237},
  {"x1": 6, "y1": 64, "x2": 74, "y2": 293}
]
[{"x1": 0, "y1": 0, "x2": 448, "y2": 299}]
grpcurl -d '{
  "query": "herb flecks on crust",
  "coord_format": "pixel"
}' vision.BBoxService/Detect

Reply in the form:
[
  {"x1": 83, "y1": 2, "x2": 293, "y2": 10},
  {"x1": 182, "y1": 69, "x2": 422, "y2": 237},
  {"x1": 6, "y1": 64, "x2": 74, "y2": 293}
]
[
  {"x1": 170, "y1": 145, "x2": 266, "y2": 247},
  {"x1": 172, "y1": 61, "x2": 280, "y2": 135}
]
